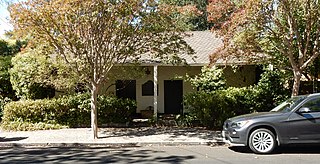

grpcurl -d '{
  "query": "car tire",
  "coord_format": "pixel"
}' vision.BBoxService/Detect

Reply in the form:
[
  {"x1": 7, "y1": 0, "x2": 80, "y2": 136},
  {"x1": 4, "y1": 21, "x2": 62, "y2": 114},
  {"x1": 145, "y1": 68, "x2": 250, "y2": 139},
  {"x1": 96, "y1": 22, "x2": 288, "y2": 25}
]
[{"x1": 248, "y1": 128, "x2": 276, "y2": 154}]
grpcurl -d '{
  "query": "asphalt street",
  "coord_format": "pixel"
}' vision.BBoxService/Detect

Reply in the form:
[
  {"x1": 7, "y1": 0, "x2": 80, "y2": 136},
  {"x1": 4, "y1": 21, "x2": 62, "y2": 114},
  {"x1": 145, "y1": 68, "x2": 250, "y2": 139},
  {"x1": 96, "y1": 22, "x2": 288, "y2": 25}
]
[{"x1": 1, "y1": 145, "x2": 320, "y2": 163}]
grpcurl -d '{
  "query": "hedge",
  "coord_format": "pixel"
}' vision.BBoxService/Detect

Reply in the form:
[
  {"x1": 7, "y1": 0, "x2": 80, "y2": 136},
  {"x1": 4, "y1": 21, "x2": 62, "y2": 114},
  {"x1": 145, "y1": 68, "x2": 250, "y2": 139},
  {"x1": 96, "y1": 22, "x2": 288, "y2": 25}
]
[
  {"x1": 183, "y1": 87, "x2": 257, "y2": 129},
  {"x1": 1, "y1": 93, "x2": 136, "y2": 131}
]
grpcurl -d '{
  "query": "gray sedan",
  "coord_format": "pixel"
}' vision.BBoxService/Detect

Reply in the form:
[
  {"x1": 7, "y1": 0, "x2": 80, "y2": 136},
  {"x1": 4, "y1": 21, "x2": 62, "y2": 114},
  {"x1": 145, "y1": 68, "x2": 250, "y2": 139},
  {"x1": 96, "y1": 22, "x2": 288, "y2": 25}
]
[{"x1": 223, "y1": 93, "x2": 320, "y2": 154}]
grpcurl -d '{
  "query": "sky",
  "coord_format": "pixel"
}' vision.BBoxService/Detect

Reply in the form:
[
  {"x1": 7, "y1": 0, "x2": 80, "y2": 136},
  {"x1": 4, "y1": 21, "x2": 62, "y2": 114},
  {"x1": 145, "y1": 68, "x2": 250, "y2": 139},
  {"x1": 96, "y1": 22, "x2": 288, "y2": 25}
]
[{"x1": 0, "y1": 1, "x2": 17, "y2": 38}]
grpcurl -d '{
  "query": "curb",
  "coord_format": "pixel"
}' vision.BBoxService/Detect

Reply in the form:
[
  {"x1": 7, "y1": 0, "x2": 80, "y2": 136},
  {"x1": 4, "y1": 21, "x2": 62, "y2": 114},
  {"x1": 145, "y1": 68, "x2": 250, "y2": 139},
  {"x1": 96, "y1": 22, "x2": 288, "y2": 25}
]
[{"x1": 0, "y1": 141, "x2": 226, "y2": 148}]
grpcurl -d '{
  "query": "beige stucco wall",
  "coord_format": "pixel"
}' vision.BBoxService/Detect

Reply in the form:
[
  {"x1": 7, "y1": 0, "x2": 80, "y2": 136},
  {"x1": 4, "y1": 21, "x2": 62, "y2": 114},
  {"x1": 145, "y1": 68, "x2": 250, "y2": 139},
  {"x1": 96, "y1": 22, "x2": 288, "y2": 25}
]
[
  {"x1": 102, "y1": 66, "x2": 202, "y2": 113},
  {"x1": 101, "y1": 65, "x2": 257, "y2": 113}
]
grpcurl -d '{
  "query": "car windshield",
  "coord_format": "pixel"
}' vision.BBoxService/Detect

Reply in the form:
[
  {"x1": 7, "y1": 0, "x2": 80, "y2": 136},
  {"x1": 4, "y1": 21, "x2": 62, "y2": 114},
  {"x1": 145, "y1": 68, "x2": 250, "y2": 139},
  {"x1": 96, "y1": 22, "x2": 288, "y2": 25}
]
[{"x1": 271, "y1": 96, "x2": 307, "y2": 113}]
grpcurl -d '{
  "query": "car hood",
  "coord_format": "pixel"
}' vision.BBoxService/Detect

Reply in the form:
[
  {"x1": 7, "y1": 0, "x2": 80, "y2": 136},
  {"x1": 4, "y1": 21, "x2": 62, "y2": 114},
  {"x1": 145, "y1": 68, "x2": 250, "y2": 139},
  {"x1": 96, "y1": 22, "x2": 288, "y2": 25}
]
[{"x1": 229, "y1": 112, "x2": 284, "y2": 122}]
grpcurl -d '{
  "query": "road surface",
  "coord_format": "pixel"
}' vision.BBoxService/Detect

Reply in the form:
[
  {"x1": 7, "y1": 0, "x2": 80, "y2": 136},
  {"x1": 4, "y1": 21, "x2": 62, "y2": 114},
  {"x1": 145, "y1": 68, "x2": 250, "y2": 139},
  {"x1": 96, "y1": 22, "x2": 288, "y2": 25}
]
[{"x1": 1, "y1": 145, "x2": 320, "y2": 163}]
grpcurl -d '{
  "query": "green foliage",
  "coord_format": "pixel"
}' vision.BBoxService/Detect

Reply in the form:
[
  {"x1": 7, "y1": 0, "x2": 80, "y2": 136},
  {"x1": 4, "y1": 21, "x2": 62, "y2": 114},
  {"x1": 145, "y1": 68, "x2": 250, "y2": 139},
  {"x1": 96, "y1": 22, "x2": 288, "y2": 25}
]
[
  {"x1": 9, "y1": 48, "x2": 79, "y2": 99},
  {"x1": 160, "y1": 0, "x2": 212, "y2": 30},
  {"x1": 1, "y1": 93, "x2": 137, "y2": 131},
  {"x1": 183, "y1": 67, "x2": 290, "y2": 129},
  {"x1": 1, "y1": 118, "x2": 67, "y2": 131},
  {"x1": 0, "y1": 39, "x2": 27, "y2": 56},
  {"x1": 0, "y1": 96, "x2": 11, "y2": 121},
  {"x1": 98, "y1": 96, "x2": 136, "y2": 124},
  {"x1": 0, "y1": 40, "x2": 11, "y2": 56},
  {"x1": 0, "y1": 55, "x2": 16, "y2": 99},
  {"x1": 9, "y1": 52, "x2": 55, "y2": 99},
  {"x1": 254, "y1": 68, "x2": 291, "y2": 111},
  {"x1": 185, "y1": 66, "x2": 226, "y2": 92},
  {"x1": 184, "y1": 87, "x2": 256, "y2": 129},
  {"x1": 0, "y1": 39, "x2": 27, "y2": 99},
  {"x1": 10, "y1": 0, "x2": 194, "y2": 86},
  {"x1": 10, "y1": 40, "x2": 28, "y2": 55},
  {"x1": 208, "y1": 0, "x2": 320, "y2": 95},
  {"x1": 175, "y1": 113, "x2": 198, "y2": 127}
]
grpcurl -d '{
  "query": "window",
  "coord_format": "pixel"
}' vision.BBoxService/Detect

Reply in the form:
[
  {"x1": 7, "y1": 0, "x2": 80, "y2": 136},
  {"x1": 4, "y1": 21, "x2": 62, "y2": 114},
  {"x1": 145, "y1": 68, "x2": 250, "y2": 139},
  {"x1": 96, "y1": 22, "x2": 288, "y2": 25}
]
[
  {"x1": 142, "y1": 80, "x2": 157, "y2": 96},
  {"x1": 300, "y1": 98, "x2": 320, "y2": 112},
  {"x1": 116, "y1": 80, "x2": 136, "y2": 100}
]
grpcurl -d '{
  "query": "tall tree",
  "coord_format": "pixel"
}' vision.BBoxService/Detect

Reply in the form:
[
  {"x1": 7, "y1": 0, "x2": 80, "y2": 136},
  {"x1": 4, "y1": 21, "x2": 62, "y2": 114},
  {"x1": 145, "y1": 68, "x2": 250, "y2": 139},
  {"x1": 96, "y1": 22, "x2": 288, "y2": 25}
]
[
  {"x1": 207, "y1": 0, "x2": 320, "y2": 96},
  {"x1": 160, "y1": 0, "x2": 212, "y2": 30},
  {"x1": 0, "y1": 38, "x2": 26, "y2": 99},
  {"x1": 10, "y1": 0, "x2": 193, "y2": 139},
  {"x1": 9, "y1": 45, "x2": 79, "y2": 99},
  {"x1": 0, "y1": 40, "x2": 10, "y2": 56}
]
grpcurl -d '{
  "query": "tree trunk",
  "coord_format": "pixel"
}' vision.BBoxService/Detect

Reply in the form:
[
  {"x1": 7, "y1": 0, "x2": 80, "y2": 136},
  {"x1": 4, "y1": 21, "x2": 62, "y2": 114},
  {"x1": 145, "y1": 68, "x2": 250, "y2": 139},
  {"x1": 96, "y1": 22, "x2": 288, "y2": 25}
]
[
  {"x1": 91, "y1": 83, "x2": 98, "y2": 139},
  {"x1": 292, "y1": 70, "x2": 302, "y2": 96}
]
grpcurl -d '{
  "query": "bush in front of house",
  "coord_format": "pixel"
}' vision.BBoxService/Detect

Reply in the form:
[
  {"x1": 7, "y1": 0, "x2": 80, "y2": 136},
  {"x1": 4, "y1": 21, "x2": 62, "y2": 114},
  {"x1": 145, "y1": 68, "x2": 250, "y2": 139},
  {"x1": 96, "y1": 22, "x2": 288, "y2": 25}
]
[
  {"x1": 98, "y1": 95, "x2": 136, "y2": 124},
  {"x1": 183, "y1": 67, "x2": 290, "y2": 129},
  {"x1": 1, "y1": 93, "x2": 137, "y2": 131},
  {"x1": 254, "y1": 68, "x2": 290, "y2": 112},
  {"x1": 0, "y1": 96, "x2": 12, "y2": 121},
  {"x1": 185, "y1": 66, "x2": 226, "y2": 92},
  {"x1": 183, "y1": 87, "x2": 256, "y2": 129},
  {"x1": 9, "y1": 52, "x2": 56, "y2": 100}
]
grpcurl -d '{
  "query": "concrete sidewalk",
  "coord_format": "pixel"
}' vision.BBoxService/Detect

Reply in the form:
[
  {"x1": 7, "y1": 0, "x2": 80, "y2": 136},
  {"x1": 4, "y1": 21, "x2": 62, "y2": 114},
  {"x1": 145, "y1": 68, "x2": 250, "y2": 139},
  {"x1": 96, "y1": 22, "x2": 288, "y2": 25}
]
[{"x1": 0, "y1": 127, "x2": 224, "y2": 147}]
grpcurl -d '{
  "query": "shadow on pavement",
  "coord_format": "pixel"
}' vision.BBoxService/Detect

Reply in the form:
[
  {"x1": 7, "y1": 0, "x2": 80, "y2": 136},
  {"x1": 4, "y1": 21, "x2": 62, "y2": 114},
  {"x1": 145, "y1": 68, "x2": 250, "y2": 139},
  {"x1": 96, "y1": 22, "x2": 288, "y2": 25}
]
[
  {"x1": 99, "y1": 127, "x2": 221, "y2": 140},
  {"x1": 0, "y1": 146, "x2": 195, "y2": 163},
  {"x1": 229, "y1": 145, "x2": 320, "y2": 154},
  {"x1": 0, "y1": 137, "x2": 28, "y2": 142}
]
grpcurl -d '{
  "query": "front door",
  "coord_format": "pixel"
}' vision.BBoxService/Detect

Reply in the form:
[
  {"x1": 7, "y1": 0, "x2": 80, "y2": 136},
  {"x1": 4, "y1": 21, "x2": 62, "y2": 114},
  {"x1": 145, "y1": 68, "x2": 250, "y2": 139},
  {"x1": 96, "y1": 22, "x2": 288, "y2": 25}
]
[{"x1": 164, "y1": 80, "x2": 183, "y2": 114}]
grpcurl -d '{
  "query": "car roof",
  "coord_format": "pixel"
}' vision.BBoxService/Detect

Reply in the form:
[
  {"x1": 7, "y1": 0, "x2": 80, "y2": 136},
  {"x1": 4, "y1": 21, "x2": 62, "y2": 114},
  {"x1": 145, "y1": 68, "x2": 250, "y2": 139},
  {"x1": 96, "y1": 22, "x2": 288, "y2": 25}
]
[{"x1": 306, "y1": 93, "x2": 320, "y2": 98}]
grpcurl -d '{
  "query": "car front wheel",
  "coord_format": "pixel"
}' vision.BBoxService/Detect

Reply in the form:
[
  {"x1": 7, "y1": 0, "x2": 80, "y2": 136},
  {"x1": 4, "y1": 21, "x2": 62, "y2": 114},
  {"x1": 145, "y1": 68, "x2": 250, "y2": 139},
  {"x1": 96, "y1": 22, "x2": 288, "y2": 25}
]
[{"x1": 248, "y1": 128, "x2": 276, "y2": 154}]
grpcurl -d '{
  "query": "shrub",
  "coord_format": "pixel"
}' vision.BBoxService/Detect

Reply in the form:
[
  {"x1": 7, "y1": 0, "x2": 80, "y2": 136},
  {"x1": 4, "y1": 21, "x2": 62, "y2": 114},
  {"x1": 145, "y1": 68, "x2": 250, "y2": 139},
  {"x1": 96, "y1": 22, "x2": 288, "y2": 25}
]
[
  {"x1": 0, "y1": 118, "x2": 67, "y2": 131},
  {"x1": 1, "y1": 93, "x2": 136, "y2": 131},
  {"x1": 9, "y1": 52, "x2": 56, "y2": 99},
  {"x1": 185, "y1": 66, "x2": 226, "y2": 92},
  {"x1": 183, "y1": 87, "x2": 256, "y2": 129},
  {"x1": 183, "y1": 68, "x2": 291, "y2": 129},
  {"x1": 175, "y1": 113, "x2": 198, "y2": 127},
  {"x1": 9, "y1": 48, "x2": 80, "y2": 100},
  {"x1": 56, "y1": 93, "x2": 91, "y2": 127},
  {"x1": 98, "y1": 96, "x2": 136, "y2": 124},
  {"x1": 254, "y1": 68, "x2": 290, "y2": 111},
  {"x1": 0, "y1": 96, "x2": 11, "y2": 121}
]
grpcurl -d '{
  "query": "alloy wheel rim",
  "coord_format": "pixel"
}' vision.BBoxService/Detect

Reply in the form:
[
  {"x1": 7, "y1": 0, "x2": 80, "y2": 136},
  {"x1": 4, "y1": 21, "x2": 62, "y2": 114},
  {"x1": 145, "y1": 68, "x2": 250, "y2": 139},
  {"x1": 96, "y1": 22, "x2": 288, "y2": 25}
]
[{"x1": 252, "y1": 131, "x2": 274, "y2": 153}]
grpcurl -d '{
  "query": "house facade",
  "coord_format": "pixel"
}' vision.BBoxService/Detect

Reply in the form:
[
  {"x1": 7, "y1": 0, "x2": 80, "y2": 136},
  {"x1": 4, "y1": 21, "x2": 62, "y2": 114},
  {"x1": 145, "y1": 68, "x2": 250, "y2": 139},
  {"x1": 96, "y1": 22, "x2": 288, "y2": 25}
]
[{"x1": 102, "y1": 31, "x2": 259, "y2": 117}]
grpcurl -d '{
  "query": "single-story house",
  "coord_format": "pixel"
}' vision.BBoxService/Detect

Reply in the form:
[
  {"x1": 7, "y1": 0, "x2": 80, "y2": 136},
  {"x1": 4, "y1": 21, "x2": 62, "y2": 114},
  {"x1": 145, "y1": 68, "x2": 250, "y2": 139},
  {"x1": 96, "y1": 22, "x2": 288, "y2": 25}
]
[{"x1": 102, "y1": 31, "x2": 261, "y2": 117}]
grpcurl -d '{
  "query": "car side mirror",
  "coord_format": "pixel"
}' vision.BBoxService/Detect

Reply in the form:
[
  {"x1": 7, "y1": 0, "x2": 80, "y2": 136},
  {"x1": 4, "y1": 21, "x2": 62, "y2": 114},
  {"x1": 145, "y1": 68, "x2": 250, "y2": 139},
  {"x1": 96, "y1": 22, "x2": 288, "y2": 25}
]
[{"x1": 298, "y1": 107, "x2": 311, "y2": 113}]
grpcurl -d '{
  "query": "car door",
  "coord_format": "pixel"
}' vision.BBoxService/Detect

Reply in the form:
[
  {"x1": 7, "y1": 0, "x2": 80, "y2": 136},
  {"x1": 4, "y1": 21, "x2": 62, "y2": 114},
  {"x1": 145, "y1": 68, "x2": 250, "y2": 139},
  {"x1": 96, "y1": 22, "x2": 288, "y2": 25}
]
[{"x1": 286, "y1": 97, "x2": 320, "y2": 142}]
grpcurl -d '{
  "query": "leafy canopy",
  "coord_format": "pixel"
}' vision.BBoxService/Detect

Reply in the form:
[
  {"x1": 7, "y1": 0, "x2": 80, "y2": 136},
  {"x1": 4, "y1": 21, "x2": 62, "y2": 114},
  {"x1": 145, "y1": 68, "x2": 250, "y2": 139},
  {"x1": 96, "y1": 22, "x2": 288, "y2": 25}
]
[
  {"x1": 207, "y1": 0, "x2": 320, "y2": 95},
  {"x1": 159, "y1": 0, "x2": 212, "y2": 30},
  {"x1": 10, "y1": 0, "x2": 193, "y2": 86}
]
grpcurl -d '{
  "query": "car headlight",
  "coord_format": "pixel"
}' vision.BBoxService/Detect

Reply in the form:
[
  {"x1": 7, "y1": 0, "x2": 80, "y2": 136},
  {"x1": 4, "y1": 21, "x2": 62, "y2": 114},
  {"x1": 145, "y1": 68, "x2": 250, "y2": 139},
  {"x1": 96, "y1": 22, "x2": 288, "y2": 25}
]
[{"x1": 230, "y1": 120, "x2": 250, "y2": 128}]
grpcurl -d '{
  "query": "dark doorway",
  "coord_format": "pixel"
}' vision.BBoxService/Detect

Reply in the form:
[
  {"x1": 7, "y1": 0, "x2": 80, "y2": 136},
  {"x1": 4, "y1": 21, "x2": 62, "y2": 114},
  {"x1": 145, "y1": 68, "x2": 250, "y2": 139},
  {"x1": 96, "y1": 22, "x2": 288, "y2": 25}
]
[
  {"x1": 164, "y1": 80, "x2": 183, "y2": 114},
  {"x1": 116, "y1": 80, "x2": 136, "y2": 100}
]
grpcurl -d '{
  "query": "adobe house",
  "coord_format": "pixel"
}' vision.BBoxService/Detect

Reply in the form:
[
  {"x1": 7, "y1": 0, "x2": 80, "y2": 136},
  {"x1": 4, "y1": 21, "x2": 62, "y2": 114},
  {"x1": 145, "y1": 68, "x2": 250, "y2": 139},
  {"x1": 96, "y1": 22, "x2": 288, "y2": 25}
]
[{"x1": 103, "y1": 31, "x2": 260, "y2": 118}]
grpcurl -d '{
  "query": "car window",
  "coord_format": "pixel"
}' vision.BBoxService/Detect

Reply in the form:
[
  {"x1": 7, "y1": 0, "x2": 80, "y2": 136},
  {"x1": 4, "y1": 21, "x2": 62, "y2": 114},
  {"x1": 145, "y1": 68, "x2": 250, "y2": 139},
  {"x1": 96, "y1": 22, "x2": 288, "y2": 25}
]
[
  {"x1": 271, "y1": 96, "x2": 306, "y2": 113},
  {"x1": 300, "y1": 98, "x2": 320, "y2": 112}
]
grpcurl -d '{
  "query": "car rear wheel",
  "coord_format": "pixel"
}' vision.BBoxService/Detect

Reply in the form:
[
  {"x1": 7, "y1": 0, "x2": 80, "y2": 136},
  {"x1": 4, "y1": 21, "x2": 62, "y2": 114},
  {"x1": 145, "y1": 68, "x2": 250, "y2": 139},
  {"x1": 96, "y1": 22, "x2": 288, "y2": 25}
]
[{"x1": 248, "y1": 128, "x2": 276, "y2": 154}]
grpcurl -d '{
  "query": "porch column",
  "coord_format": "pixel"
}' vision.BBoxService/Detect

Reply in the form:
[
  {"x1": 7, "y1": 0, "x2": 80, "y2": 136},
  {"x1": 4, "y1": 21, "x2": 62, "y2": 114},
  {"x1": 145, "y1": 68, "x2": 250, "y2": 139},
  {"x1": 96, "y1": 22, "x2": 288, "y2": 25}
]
[{"x1": 153, "y1": 65, "x2": 158, "y2": 118}]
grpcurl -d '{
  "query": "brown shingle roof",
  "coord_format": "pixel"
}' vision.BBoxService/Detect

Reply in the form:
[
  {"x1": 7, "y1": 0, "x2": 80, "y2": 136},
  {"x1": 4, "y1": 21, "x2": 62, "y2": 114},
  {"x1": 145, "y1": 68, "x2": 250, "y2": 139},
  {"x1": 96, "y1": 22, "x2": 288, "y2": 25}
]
[
  {"x1": 127, "y1": 31, "x2": 224, "y2": 66},
  {"x1": 183, "y1": 31, "x2": 223, "y2": 65}
]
